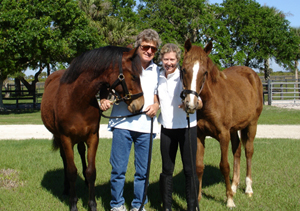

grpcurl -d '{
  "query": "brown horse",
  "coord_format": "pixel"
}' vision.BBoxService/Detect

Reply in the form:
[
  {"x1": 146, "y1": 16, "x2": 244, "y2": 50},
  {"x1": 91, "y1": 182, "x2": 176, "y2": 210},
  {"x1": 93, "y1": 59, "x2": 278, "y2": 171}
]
[
  {"x1": 180, "y1": 39, "x2": 263, "y2": 208},
  {"x1": 41, "y1": 46, "x2": 144, "y2": 211}
]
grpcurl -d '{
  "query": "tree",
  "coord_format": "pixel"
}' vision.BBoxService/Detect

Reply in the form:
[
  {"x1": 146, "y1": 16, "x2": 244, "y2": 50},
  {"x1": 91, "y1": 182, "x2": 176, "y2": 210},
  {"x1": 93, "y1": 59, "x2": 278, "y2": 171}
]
[
  {"x1": 137, "y1": 0, "x2": 210, "y2": 45},
  {"x1": 78, "y1": 0, "x2": 139, "y2": 46},
  {"x1": 200, "y1": 0, "x2": 298, "y2": 80},
  {"x1": 290, "y1": 27, "x2": 300, "y2": 85},
  {"x1": 0, "y1": 0, "x2": 102, "y2": 108}
]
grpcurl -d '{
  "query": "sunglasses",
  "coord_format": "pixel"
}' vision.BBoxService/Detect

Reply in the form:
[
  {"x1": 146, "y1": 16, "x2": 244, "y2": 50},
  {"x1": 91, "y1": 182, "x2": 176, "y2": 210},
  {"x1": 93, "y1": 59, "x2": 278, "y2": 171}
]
[{"x1": 140, "y1": 45, "x2": 158, "y2": 53}]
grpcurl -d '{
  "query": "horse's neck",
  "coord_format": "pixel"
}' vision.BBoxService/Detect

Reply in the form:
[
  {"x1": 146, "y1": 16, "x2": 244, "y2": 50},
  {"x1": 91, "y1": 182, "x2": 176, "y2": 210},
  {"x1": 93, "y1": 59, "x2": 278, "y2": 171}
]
[
  {"x1": 201, "y1": 65, "x2": 225, "y2": 100},
  {"x1": 72, "y1": 74, "x2": 103, "y2": 100}
]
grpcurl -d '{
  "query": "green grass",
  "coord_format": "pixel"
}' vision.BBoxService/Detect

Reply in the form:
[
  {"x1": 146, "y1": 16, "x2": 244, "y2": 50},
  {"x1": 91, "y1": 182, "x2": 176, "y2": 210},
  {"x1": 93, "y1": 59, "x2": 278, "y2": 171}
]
[
  {"x1": 0, "y1": 138, "x2": 299, "y2": 210},
  {"x1": 258, "y1": 105, "x2": 300, "y2": 124},
  {"x1": 1, "y1": 105, "x2": 299, "y2": 125}
]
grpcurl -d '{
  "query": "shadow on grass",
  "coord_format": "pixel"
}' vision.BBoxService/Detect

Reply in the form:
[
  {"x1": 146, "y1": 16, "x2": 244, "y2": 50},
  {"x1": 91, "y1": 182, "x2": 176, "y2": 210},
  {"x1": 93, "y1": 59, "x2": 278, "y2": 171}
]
[
  {"x1": 41, "y1": 164, "x2": 223, "y2": 210},
  {"x1": 169, "y1": 165, "x2": 223, "y2": 210},
  {"x1": 41, "y1": 169, "x2": 161, "y2": 210}
]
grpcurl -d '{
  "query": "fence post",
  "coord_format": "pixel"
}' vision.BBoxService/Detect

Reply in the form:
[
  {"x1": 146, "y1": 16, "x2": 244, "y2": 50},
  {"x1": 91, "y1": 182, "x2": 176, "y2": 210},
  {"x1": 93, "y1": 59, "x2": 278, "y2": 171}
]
[{"x1": 268, "y1": 79, "x2": 271, "y2": 105}]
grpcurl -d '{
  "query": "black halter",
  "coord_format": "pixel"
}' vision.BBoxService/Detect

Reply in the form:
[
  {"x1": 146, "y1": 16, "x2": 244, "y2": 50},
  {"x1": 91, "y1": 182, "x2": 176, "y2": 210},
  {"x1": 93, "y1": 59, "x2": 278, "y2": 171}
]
[
  {"x1": 109, "y1": 54, "x2": 143, "y2": 104},
  {"x1": 180, "y1": 68, "x2": 207, "y2": 100}
]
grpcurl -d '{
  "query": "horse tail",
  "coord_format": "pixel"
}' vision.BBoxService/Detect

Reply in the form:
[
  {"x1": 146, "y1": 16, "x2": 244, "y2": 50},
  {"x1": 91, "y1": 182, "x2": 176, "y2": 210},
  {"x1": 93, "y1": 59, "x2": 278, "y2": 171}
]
[{"x1": 52, "y1": 137, "x2": 61, "y2": 151}]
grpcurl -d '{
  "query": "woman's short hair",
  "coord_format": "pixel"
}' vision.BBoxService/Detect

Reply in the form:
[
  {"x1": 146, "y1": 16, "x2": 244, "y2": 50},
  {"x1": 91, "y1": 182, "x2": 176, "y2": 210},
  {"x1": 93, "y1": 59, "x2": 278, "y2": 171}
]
[
  {"x1": 159, "y1": 43, "x2": 181, "y2": 62},
  {"x1": 135, "y1": 29, "x2": 162, "y2": 48}
]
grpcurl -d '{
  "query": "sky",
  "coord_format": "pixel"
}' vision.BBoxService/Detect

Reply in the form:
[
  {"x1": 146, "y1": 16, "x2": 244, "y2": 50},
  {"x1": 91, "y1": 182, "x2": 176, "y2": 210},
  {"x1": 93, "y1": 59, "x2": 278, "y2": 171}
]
[{"x1": 25, "y1": 0, "x2": 299, "y2": 76}]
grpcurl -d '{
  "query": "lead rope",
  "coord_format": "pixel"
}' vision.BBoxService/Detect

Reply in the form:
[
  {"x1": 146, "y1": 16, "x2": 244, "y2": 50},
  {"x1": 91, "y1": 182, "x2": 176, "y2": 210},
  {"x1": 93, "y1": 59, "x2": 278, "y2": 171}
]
[{"x1": 186, "y1": 114, "x2": 200, "y2": 211}]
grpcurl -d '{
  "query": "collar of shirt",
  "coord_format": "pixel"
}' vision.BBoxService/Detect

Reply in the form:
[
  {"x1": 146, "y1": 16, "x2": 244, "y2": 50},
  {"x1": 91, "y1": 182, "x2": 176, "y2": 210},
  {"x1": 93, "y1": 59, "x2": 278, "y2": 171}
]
[
  {"x1": 160, "y1": 67, "x2": 180, "y2": 81},
  {"x1": 143, "y1": 60, "x2": 155, "y2": 71}
]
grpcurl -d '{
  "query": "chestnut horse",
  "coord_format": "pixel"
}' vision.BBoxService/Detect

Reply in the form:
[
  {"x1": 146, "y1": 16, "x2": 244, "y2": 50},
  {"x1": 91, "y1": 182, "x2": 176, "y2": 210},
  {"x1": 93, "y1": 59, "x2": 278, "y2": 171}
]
[
  {"x1": 180, "y1": 39, "x2": 263, "y2": 208},
  {"x1": 41, "y1": 46, "x2": 144, "y2": 211}
]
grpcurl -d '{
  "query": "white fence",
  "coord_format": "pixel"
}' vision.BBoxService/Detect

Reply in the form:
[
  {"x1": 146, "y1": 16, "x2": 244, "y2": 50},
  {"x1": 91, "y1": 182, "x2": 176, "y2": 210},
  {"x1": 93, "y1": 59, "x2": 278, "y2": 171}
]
[{"x1": 264, "y1": 80, "x2": 300, "y2": 105}]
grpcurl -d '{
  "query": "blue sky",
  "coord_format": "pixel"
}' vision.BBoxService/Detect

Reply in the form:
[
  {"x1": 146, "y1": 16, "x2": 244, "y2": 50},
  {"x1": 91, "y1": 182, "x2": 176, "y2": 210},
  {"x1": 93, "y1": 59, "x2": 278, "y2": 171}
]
[{"x1": 25, "y1": 0, "x2": 298, "y2": 75}]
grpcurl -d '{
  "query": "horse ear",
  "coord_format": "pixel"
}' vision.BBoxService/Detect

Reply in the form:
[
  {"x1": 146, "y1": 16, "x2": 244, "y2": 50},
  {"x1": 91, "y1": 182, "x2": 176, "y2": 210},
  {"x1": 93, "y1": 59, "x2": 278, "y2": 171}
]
[
  {"x1": 184, "y1": 39, "x2": 192, "y2": 52},
  {"x1": 126, "y1": 43, "x2": 134, "y2": 49},
  {"x1": 123, "y1": 47, "x2": 138, "y2": 60},
  {"x1": 204, "y1": 41, "x2": 213, "y2": 55}
]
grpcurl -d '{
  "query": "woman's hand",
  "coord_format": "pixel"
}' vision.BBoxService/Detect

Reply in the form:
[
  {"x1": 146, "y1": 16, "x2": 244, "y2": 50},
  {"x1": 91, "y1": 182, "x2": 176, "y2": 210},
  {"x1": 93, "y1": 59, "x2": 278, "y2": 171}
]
[{"x1": 145, "y1": 102, "x2": 160, "y2": 118}]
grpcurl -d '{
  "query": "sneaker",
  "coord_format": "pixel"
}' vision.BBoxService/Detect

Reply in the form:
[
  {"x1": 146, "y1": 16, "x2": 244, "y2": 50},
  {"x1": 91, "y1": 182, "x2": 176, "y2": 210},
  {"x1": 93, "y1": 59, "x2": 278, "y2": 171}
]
[
  {"x1": 111, "y1": 205, "x2": 127, "y2": 211},
  {"x1": 129, "y1": 207, "x2": 146, "y2": 211}
]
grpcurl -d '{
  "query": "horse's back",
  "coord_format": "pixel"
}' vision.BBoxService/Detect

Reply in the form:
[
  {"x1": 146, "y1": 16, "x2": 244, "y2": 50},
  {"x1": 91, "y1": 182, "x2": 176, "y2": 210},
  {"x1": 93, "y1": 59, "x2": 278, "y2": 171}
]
[{"x1": 224, "y1": 66, "x2": 263, "y2": 105}]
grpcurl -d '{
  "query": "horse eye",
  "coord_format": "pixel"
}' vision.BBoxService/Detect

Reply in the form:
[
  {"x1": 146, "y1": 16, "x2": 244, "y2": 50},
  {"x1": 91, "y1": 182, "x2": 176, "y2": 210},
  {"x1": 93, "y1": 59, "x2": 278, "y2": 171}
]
[
  {"x1": 182, "y1": 68, "x2": 186, "y2": 74},
  {"x1": 131, "y1": 74, "x2": 138, "y2": 80}
]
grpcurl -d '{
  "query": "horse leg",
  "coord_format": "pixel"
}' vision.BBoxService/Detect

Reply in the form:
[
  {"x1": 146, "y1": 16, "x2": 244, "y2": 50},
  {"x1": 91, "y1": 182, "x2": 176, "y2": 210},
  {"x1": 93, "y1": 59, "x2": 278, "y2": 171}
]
[
  {"x1": 241, "y1": 124, "x2": 257, "y2": 197},
  {"x1": 60, "y1": 136, "x2": 78, "y2": 211},
  {"x1": 59, "y1": 147, "x2": 70, "y2": 195},
  {"x1": 196, "y1": 133, "x2": 205, "y2": 202},
  {"x1": 85, "y1": 133, "x2": 99, "y2": 211},
  {"x1": 219, "y1": 132, "x2": 235, "y2": 208},
  {"x1": 230, "y1": 131, "x2": 242, "y2": 194},
  {"x1": 77, "y1": 142, "x2": 88, "y2": 186}
]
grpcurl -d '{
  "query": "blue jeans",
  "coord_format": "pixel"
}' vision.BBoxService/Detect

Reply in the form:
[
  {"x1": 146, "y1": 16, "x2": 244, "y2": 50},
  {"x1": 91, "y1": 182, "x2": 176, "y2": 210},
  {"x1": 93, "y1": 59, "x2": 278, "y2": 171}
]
[{"x1": 110, "y1": 128, "x2": 155, "y2": 209}]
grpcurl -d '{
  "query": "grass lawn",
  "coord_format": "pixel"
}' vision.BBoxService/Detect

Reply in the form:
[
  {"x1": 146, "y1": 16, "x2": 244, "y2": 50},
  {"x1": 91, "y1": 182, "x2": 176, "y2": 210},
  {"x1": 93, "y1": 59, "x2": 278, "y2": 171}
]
[{"x1": 0, "y1": 138, "x2": 299, "y2": 210}]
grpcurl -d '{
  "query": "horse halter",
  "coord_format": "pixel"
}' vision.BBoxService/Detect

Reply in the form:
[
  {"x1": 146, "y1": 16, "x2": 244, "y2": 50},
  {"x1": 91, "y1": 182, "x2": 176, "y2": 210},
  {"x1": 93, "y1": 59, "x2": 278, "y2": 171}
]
[
  {"x1": 109, "y1": 54, "x2": 143, "y2": 104},
  {"x1": 180, "y1": 68, "x2": 207, "y2": 101}
]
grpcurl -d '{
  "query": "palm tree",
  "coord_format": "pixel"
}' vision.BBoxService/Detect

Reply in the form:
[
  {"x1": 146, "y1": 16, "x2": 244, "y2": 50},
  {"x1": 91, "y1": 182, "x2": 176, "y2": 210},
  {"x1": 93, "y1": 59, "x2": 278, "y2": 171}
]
[{"x1": 78, "y1": 0, "x2": 138, "y2": 46}]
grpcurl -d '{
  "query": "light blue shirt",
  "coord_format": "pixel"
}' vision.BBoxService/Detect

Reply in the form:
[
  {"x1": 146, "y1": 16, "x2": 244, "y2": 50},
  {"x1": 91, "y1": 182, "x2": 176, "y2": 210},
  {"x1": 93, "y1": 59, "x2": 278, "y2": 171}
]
[
  {"x1": 157, "y1": 68, "x2": 197, "y2": 129},
  {"x1": 107, "y1": 61, "x2": 160, "y2": 134}
]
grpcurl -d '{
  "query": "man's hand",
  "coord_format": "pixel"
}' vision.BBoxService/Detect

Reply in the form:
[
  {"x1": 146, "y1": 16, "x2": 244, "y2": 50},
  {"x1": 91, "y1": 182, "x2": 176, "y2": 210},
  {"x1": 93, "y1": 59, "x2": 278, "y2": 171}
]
[{"x1": 100, "y1": 99, "x2": 112, "y2": 111}]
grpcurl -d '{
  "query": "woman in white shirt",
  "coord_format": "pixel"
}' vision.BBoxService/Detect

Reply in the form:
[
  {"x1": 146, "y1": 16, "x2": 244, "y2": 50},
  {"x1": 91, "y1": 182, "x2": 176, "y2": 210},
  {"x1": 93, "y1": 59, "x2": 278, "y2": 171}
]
[{"x1": 157, "y1": 43, "x2": 202, "y2": 211}]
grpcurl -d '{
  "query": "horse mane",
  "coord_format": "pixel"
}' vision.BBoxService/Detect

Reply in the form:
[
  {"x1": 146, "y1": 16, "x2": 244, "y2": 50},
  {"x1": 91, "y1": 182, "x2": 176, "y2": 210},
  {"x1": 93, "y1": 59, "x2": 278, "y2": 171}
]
[
  {"x1": 61, "y1": 46, "x2": 138, "y2": 84},
  {"x1": 206, "y1": 54, "x2": 226, "y2": 83}
]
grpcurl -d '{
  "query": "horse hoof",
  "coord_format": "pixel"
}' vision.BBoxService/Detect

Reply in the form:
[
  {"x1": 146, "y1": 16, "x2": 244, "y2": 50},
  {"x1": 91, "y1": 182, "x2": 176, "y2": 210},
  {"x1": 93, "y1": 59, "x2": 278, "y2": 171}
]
[{"x1": 226, "y1": 198, "x2": 236, "y2": 208}]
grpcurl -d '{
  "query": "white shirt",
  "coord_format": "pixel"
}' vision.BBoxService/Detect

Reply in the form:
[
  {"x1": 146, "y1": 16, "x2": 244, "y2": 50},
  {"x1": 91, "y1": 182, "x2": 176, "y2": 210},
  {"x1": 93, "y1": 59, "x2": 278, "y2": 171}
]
[
  {"x1": 157, "y1": 68, "x2": 197, "y2": 129},
  {"x1": 107, "y1": 61, "x2": 160, "y2": 134}
]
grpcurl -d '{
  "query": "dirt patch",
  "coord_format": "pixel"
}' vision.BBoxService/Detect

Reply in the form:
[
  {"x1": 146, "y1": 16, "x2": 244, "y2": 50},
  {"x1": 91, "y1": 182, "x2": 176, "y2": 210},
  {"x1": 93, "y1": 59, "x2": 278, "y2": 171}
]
[{"x1": 0, "y1": 169, "x2": 24, "y2": 189}]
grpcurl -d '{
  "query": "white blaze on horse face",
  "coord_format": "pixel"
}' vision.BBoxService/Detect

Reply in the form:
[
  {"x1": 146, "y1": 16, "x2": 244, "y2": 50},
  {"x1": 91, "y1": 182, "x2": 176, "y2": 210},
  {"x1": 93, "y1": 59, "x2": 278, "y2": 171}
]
[{"x1": 188, "y1": 61, "x2": 199, "y2": 108}]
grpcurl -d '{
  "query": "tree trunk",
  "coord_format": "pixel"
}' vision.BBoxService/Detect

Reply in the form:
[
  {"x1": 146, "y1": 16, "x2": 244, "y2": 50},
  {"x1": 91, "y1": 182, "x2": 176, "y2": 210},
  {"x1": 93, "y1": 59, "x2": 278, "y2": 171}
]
[
  {"x1": 47, "y1": 64, "x2": 51, "y2": 76},
  {"x1": 264, "y1": 58, "x2": 270, "y2": 80},
  {"x1": 4, "y1": 81, "x2": 10, "y2": 97},
  {"x1": 18, "y1": 63, "x2": 44, "y2": 95}
]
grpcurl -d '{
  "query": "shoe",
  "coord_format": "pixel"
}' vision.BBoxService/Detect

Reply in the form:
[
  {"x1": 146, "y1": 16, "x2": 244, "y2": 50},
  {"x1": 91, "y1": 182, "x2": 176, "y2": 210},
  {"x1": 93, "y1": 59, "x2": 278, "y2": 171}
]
[
  {"x1": 129, "y1": 207, "x2": 146, "y2": 211},
  {"x1": 111, "y1": 205, "x2": 127, "y2": 211}
]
